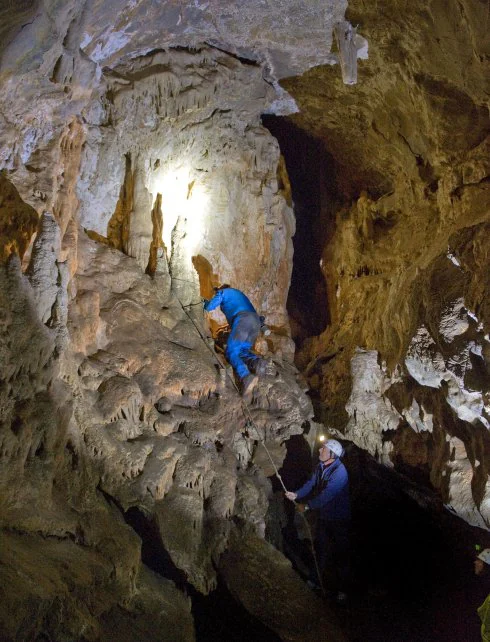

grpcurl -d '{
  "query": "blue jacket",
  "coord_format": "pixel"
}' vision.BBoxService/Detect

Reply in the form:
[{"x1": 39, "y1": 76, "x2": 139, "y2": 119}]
[
  {"x1": 295, "y1": 458, "x2": 351, "y2": 521},
  {"x1": 204, "y1": 288, "x2": 256, "y2": 326}
]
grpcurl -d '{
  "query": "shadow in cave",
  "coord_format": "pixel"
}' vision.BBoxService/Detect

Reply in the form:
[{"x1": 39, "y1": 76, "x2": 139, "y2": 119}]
[
  {"x1": 262, "y1": 115, "x2": 334, "y2": 347},
  {"x1": 125, "y1": 507, "x2": 281, "y2": 642},
  {"x1": 191, "y1": 579, "x2": 281, "y2": 642},
  {"x1": 125, "y1": 506, "x2": 188, "y2": 590},
  {"x1": 277, "y1": 438, "x2": 490, "y2": 642}
]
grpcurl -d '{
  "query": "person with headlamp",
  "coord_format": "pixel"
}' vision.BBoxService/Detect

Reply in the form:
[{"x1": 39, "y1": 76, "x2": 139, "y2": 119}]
[{"x1": 286, "y1": 438, "x2": 351, "y2": 603}]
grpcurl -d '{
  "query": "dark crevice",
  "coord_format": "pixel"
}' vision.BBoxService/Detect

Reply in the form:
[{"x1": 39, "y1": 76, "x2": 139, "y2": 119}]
[
  {"x1": 124, "y1": 506, "x2": 281, "y2": 641},
  {"x1": 49, "y1": 55, "x2": 63, "y2": 84},
  {"x1": 124, "y1": 507, "x2": 188, "y2": 589},
  {"x1": 262, "y1": 115, "x2": 333, "y2": 347},
  {"x1": 190, "y1": 580, "x2": 282, "y2": 642},
  {"x1": 204, "y1": 41, "x2": 259, "y2": 66}
]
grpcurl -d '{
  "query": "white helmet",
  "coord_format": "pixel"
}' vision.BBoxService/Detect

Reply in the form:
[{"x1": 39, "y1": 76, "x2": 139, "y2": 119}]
[
  {"x1": 478, "y1": 549, "x2": 490, "y2": 565},
  {"x1": 326, "y1": 439, "x2": 344, "y2": 458}
]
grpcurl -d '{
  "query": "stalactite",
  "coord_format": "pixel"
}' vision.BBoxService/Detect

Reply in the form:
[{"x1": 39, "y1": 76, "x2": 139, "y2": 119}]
[
  {"x1": 146, "y1": 192, "x2": 164, "y2": 276},
  {"x1": 107, "y1": 152, "x2": 133, "y2": 252}
]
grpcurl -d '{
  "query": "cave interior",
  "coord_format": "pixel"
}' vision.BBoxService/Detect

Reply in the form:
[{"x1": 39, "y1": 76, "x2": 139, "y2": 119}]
[{"x1": 0, "y1": 0, "x2": 489, "y2": 641}]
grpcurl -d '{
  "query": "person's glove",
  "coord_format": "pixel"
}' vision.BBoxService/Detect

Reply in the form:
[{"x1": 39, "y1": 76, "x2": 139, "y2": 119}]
[{"x1": 285, "y1": 491, "x2": 297, "y2": 501}]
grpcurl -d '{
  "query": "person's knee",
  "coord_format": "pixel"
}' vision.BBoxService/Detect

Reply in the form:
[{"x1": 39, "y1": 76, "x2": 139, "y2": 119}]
[{"x1": 226, "y1": 340, "x2": 240, "y2": 359}]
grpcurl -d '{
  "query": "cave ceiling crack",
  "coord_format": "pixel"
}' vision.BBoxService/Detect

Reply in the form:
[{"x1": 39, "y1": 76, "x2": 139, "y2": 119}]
[
  {"x1": 179, "y1": 107, "x2": 231, "y2": 132},
  {"x1": 397, "y1": 130, "x2": 422, "y2": 162},
  {"x1": 204, "y1": 40, "x2": 261, "y2": 67}
]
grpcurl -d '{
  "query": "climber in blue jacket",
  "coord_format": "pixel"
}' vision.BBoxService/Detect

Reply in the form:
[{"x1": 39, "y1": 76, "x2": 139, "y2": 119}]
[
  {"x1": 203, "y1": 285, "x2": 264, "y2": 397},
  {"x1": 286, "y1": 438, "x2": 351, "y2": 602}
]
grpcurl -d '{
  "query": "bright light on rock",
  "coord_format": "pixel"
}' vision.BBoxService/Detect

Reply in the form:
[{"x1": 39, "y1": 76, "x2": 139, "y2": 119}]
[
  {"x1": 403, "y1": 399, "x2": 434, "y2": 433},
  {"x1": 447, "y1": 437, "x2": 489, "y2": 529},
  {"x1": 405, "y1": 327, "x2": 446, "y2": 388},
  {"x1": 344, "y1": 348, "x2": 402, "y2": 460},
  {"x1": 151, "y1": 167, "x2": 209, "y2": 258}
]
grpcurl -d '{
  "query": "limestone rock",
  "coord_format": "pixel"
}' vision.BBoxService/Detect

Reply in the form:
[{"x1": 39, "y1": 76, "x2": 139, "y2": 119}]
[
  {"x1": 99, "y1": 566, "x2": 195, "y2": 642},
  {"x1": 0, "y1": 530, "x2": 194, "y2": 642},
  {"x1": 1, "y1": 0, "x2": 488, "y2": 636},
  {"x1": 0, "y1": 208, "x2": 314, "y2": 637},
  {"x1": 0, "y1": 174, "x2": 38, "y2": 262},
  {"x1": 287, "y1": 0, "x2": 489, "y2": 530},
  {"x1": 219, "y1": 531, "x2": 346, "y2": 642}
]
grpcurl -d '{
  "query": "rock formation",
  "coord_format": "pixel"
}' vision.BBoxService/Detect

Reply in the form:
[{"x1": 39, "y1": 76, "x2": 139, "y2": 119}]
[
  {"x1": 0, "y1": 3, "x2": 345, "y2": 639},
  {"x1": 0, "y1": 0, "x2": 488, "y2": 639},
  {"x1": 284, "y1": 0, "x2": 490, "y2": 529}
]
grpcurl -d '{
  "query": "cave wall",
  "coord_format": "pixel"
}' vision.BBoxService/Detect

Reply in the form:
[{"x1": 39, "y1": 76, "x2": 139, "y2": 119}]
[
  {"x1": 0, "y1": 0, "x2": 489, "y2": 637},
  {"x1": 284, "y1": 0, "x2": 490, "y2": 527},
  {"x1": 76, "y1": 47, "x2": 296, "y2": 355},
  {"x1": 0, "y1": 6, "x2": 341, "y2": 639}
]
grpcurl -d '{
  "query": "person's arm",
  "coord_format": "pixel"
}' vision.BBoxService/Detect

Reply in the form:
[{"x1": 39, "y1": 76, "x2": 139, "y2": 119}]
[
  {"x1": 285, "y1": 469, "x2": 317, "y2": 502},
  {"x1": 203, "y1": 289, "x2": 223, "y2": 312},
  {"x1": 307, "y1": 465, "x2": 347, "y2": 511}
]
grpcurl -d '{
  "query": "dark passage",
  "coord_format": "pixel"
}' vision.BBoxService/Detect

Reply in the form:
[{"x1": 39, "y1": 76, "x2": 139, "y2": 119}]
[
  {"x1": 262, "y1": 115, "x2": 335, "y2": 346},
  {"x1": 191, "y1": 580, "x2": 281, "y2": 642},
  {"x1": 125, "y1": 507, "x2": 281, "y2": 642},
  {"x1": 277, "y1": 438, "x2": 490, "y2": 642}
]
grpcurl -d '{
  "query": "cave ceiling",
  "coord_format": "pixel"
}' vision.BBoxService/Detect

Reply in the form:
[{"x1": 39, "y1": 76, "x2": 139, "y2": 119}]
[
  {"x1": 0, "y1": 0, "x2": 347, "y2": 83},
  {"x1": 283, "y1": 0, "x2": 489, "y2": 198}
]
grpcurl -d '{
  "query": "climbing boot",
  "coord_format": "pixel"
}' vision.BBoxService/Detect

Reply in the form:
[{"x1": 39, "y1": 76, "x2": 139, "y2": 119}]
[{"x1": 241, "y1": 374, "x2": 258, "y2": 400}]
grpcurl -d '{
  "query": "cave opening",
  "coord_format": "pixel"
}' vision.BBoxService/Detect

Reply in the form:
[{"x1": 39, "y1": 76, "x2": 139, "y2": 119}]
[{"x1": 262, "y1": 115, "x2": 335, "y2": 347}]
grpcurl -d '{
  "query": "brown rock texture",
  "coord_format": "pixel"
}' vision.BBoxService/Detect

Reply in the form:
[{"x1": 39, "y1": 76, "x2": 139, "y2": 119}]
[
  {"x1": 0, "y1": 174, "x2": 38, "y2": 262},
  {"x1": 284, "y1": 0, "x2": 490, "y2": 526},
  {"x1": 220, "y1": 531, "x2": 346, "y2": 642}
]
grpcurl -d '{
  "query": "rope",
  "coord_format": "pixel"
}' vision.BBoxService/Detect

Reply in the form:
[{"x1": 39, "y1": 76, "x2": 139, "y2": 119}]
[
  {"x1": 300, "y1": 513, "x2": 325, "y2": 595},
  {"x1": 182, "y1": 300, "x2": 206, "y2": 308},
  {"x1": 174, "y1": 290, "x2": 325, "y2": 594},
  {"x1": 174, "y1": 292, "x2": 287, "y2": 484}
]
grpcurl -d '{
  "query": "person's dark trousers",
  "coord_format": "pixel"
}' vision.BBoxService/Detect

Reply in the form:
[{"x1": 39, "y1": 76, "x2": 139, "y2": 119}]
[
  {"x1": 313, "y1": 519, "x2": 351, "y2": 592},
  {"x1": 225, "y1": 311, "x2": 261, "y2": 379}
]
